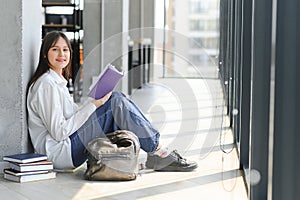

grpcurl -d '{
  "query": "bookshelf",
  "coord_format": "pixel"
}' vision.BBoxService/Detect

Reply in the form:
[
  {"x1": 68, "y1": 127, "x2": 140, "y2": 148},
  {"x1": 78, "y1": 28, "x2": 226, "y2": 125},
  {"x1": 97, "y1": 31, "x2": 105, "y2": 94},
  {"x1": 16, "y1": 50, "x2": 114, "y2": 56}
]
[
  {"x1": 42, "y1": 1, "x2": 82, "y2": 36},
  {"x1": 42, "y1": 2, "x2": 75, "y2": 7}
]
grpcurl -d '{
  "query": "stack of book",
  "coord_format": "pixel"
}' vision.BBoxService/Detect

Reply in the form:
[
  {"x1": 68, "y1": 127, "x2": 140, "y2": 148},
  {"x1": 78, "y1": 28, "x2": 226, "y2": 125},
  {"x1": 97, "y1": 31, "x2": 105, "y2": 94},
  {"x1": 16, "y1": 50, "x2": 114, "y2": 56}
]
[{"x1": 3, "y1": 153, "x2": 56, "y2": 183}]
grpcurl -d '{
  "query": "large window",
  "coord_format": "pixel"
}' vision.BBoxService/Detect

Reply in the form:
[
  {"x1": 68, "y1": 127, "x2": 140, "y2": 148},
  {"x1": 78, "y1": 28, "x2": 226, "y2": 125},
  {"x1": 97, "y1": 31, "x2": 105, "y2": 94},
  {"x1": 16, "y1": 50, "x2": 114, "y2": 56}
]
[
  {"x1": 154, "y1": 0, "x2": 220, "y2": 78},
  {"x1": 190, "y1": 19, "x2": 218, "y2": 32}
]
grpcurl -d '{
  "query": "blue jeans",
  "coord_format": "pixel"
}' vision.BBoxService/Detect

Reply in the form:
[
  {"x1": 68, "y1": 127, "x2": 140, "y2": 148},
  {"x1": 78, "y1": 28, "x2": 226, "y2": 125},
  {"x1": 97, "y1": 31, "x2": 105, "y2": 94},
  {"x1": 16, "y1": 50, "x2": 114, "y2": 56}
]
[{"x1": 69, "y1": 92, "x2": 160, "y2": 167}]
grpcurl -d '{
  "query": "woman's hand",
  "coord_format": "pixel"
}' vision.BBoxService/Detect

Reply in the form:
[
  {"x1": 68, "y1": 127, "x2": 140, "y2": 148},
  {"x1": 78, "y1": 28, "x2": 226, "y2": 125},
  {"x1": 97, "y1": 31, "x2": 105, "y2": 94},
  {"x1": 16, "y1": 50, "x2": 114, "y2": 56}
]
[{"x1": 91, "y1": 92, "x2": 112, "y2": 108}]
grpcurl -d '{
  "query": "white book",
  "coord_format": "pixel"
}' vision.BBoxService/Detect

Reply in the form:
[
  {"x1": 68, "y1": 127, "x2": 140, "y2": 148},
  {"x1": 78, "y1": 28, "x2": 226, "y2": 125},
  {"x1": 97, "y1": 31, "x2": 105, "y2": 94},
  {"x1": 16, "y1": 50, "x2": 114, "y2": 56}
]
[
  {"x1": 4, "y1": 171, "x2": 56, "y2": 183},
  {"x1": 4, "y1": 168, "x2": 49, "y2": 176},
  {"x1": 8, "y1": 160, "x2": 53, "y2": 172}
]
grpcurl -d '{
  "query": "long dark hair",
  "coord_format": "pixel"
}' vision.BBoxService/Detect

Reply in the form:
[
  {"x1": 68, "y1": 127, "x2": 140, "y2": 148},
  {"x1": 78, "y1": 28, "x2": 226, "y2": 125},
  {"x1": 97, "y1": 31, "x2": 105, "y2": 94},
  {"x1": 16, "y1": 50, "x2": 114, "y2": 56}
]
[{"x1": 28, "y1": 31, "x2": 73, "y2": 87}]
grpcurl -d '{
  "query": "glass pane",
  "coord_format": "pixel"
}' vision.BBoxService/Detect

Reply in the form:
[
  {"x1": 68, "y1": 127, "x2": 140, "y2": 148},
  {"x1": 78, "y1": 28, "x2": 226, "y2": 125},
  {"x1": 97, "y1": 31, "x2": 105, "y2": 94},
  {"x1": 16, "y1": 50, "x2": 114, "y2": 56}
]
[{"x1": 154, "y1": 0, "x2": 220, "y2": 78}]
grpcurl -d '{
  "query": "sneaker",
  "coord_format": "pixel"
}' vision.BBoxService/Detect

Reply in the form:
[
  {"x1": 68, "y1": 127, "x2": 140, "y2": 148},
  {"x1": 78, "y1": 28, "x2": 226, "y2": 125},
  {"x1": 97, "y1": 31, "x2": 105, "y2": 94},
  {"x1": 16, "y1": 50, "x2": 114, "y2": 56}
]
[{"x1": 145, "y1": 150, "x2": 198, "y2": 172}]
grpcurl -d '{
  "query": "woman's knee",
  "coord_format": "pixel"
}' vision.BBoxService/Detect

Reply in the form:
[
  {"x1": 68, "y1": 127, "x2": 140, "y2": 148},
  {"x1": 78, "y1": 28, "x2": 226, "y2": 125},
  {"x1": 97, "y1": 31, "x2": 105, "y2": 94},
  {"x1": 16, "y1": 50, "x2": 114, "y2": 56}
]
[
  {"x1": 111, "y1": 91, "x2": 125, "y2": 99},
  {"x1": 110, "y1": 91, "x2": 128, "y2": 107}
]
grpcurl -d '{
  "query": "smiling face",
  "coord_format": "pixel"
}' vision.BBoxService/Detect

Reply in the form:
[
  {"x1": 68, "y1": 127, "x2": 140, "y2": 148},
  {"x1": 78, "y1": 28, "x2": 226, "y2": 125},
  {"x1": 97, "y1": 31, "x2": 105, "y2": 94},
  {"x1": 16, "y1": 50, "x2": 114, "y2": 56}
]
[{"x1": 47, "y1": 37, "x2": 71, "y2": 75}]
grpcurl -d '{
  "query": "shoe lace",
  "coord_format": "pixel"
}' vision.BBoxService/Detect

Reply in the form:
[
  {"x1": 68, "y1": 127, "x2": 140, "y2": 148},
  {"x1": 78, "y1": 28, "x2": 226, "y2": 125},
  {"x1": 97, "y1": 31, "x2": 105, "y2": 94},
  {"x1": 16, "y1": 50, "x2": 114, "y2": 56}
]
[{"x1": 172, "y1": 150, "x2": 186, "y2": 162}]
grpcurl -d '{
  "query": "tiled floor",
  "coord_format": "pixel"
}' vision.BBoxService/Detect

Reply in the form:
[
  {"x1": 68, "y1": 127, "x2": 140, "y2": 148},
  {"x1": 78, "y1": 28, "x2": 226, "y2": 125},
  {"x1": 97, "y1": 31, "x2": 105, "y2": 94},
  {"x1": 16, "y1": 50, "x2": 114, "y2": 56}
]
[{"x1": 0, "y1": 78, "x2": 248, "y2": 200}]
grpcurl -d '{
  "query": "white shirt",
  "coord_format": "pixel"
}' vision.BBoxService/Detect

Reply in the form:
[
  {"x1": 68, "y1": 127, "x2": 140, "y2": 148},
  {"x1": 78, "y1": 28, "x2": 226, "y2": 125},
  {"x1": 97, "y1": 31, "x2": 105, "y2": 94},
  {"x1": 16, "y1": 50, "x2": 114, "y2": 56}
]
[{"x1": 27, "y1": 69, "x2": 96, "y2": 169}]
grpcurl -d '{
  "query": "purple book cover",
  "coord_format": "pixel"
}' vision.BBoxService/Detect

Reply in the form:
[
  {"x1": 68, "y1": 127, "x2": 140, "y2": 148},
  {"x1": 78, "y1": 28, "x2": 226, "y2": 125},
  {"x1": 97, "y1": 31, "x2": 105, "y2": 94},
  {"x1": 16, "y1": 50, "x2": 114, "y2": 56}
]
[{"x1": 88, "y1": 64, "x2": 124, "y2": 99}]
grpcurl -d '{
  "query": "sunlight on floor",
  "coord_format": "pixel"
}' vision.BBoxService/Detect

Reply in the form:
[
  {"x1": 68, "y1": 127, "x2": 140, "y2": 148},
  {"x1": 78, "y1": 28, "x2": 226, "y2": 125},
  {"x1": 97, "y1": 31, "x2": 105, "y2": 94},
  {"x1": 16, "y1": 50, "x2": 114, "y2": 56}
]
[{"x1": 69, "y1": 78, "x2": 247, "y2": 200}]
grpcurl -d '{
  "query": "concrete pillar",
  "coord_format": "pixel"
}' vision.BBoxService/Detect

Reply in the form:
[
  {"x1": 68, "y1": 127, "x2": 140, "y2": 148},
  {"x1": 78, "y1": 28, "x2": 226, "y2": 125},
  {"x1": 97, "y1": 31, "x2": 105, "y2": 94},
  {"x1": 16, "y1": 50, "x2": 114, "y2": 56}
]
[
  {"x1": 0, "y1": 0, "x2": 42, "y2": 172},
  {"x1": 82, "y1": 0, "x2": 102, "y2": 96},
  {"x1": 128, "y1": 0, "x2": 154, "y2": 82},
  {"x1": 83, "y1": 0, "x2": 129, "y2": 95}
]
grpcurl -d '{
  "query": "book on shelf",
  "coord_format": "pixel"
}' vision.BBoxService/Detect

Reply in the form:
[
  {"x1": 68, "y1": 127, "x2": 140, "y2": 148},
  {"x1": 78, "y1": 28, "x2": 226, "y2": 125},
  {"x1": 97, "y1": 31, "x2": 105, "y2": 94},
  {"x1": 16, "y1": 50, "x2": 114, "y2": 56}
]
[
  {"x1": 3, "y1": 153, "x2": 48, "y2": 164},
  {"x1": 8, "y1": 160, "x2": 54, "y2": 172},
  {"x1": 3, "y1": 171, "x2": 56, "y2": 183},
  {"x1": 88, "y1": 64, "x2": 124, "y2": 99}
]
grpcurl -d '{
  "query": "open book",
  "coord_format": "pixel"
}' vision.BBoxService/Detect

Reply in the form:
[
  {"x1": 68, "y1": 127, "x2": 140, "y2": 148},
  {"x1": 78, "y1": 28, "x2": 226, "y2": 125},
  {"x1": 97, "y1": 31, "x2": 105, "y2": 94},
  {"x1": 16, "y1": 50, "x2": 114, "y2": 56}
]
[{"x1": 88, "y1": 64, "x2": 124, "y2": 99}]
